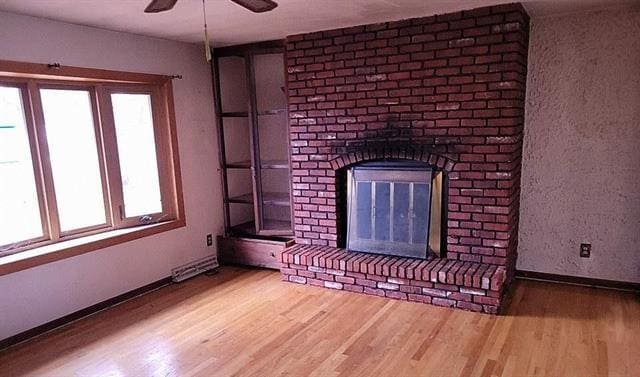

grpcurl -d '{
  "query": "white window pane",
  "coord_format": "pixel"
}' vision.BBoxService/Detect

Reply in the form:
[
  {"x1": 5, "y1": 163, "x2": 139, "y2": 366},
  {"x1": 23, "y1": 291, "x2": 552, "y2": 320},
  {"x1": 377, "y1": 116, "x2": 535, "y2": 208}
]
[
  {"x1": 0, "y1": 87, "x2": 43, "y2": 246},
  {"x1": 111, "y1": 93, "x2": 162, "y2": 218},
  {"x1": 40, "y1": 89, "x2": 106, "y2": 232}
]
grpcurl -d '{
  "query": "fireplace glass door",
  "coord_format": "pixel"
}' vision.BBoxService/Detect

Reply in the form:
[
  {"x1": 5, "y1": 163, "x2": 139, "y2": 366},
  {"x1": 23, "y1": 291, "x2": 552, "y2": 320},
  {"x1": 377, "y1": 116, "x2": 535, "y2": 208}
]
[{"x1": 347, "y1": 162, "x2": 439, "y2": 259}]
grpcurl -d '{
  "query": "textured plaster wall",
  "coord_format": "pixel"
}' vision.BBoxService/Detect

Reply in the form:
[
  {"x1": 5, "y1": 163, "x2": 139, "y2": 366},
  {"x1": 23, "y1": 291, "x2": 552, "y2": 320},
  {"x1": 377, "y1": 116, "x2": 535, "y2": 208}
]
[{"x1": 518, "y1": 8, "x2": 640, "y2": 283}]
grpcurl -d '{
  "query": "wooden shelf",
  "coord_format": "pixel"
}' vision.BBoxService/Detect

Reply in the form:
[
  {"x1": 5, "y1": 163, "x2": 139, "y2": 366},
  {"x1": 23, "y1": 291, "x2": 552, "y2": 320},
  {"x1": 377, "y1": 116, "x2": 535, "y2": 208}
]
[
  {"x1": 227, "y1": 193, "x2": 254, "y2": 204},
  {"x1": 221, "y1": 109, "x2": 284, "y2": 118},
  {"x1": 225, "y1": 160, "x2": 289, "y2": 169},
  {"x1": 227, "y1": 192, "x2": 290, "y2": 206},
  {"x1": 262, "y1": 219, "x2": 292, "y2": 232},
  {"x1": 230, "y1": 219, "x2": 292, "y2": 237},
  {"x1": 225, "y1": 160, "x2": 251, "y2": 169},
  {"x1": 230, "y1": 221, "x2": 256, "y2": 235},
  {"x1": 262, "y1": 192, "x2": 290, "y2": 206},
  {"x1": 258, "y1": 109, "x2": 286, "y2": 116},
  {"x1": 221, "y1": 111, "x2": 248, "y2": 118},
  {"x1": 262, "y1": 160, "x2": 289, "y2": 169}
]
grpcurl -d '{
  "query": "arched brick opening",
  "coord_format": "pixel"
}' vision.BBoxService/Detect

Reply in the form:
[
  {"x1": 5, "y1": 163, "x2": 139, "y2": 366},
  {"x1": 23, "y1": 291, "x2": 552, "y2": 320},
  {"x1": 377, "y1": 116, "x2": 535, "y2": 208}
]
[
  {"x1": 327, "y1": 146, "x2": 456, "y2": 250},
  {"x1": 328, "y1": 146, "x2": 458, "y2": 173}
]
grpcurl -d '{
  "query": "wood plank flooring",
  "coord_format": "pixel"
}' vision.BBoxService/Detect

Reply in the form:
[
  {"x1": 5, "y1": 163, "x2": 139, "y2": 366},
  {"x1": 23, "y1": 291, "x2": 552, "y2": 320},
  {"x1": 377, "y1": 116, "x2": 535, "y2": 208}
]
[{"x1": 1, "y1": 266, "x2": 639, "y2": 376}]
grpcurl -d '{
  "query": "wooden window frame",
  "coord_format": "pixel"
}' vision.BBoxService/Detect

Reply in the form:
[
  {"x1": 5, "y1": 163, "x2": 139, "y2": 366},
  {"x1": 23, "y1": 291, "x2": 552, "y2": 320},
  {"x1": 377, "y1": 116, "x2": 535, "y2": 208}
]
[
  {"x1": 0, "y1": 60, "x2": 185, "y2": 275},
  {"x1": 34, "y1": 82, "x2": 113, "y2": 239}
]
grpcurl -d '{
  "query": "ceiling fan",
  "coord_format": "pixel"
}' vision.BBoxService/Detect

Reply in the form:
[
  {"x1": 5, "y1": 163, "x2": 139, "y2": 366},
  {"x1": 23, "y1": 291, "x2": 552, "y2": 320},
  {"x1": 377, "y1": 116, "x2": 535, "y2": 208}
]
[
  {"x1": 144, "y1": 0, "x2": 278, "y2": 14},
  {"x1": 144, "y1": 0, "x2": 278, "y2": 62}
]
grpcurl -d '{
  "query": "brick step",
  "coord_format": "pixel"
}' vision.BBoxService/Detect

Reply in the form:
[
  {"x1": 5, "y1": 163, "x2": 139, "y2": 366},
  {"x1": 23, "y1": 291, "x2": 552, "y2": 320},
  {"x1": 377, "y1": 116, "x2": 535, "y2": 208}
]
[
  {"x1": 279, "y1": 245, "x2": 507, "y2": 314},
  {"x1": 280, "y1": 244, "x2": 505, "y2": 290}
]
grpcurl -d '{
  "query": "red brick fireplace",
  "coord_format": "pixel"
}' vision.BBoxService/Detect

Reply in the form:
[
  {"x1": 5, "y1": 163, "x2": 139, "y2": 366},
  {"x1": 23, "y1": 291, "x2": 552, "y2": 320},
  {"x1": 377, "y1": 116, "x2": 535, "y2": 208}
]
[{"x1": 280, "y1": 3, "x2": 529, "y2": 314}]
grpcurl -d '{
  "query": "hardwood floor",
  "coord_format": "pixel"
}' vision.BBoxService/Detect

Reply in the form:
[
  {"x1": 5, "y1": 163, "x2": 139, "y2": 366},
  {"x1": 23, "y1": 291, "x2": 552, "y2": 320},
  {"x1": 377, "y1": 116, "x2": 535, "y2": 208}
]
[{"x1": 1, "y1": 267, "x2": 639, "y2": 377}]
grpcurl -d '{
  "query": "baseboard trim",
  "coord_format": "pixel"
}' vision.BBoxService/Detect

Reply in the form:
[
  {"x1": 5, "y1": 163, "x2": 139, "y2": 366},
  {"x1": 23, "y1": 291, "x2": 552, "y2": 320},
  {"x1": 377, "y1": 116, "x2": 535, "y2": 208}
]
[
  {"x1": 516, "y1": 270, "x2": 640, "y2": 292},
  {"x1": 0, "y1": 276, "x2": 172, "y2": 351}
]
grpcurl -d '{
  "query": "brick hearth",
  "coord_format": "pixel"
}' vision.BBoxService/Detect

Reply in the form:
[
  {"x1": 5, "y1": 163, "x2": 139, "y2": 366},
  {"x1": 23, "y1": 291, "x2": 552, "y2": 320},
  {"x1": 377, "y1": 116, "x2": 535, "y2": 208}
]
[
  {"x1": 283, "y1": 3, "x2": 529, "y2": 313},
  {"x1": 280, "y1": 245, "x2": 506, "y2": 313}
]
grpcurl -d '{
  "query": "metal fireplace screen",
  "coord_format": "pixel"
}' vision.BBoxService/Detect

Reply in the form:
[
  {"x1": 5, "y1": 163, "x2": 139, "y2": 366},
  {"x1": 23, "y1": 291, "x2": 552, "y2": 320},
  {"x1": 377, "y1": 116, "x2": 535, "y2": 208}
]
[{"x1": 346, "y1": 161, "x2": 442, "y2": 259}]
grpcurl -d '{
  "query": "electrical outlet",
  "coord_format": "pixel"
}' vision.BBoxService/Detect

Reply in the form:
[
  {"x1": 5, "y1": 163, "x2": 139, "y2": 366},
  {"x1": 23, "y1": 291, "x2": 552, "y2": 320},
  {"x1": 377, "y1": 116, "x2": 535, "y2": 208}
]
[
  {"x1": 580, "y1": 243, "x2": 591, "y2": 258},
  {"x1": 206, "y1": 234, "x2": 213, "y2": 247}
]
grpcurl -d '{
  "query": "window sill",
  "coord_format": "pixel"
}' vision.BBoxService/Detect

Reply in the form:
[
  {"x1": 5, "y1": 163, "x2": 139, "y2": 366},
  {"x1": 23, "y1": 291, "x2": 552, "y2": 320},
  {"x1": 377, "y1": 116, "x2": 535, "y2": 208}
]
[{"x1": 0, "y1": 220, "x2": 185, "y2": 277}]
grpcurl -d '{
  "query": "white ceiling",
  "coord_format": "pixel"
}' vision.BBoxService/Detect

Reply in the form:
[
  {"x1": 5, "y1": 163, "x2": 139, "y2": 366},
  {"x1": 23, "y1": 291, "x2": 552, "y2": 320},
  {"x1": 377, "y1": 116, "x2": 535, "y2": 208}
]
[{"x1": 0, "y1": 0, "x2": 638, "y2": 46}]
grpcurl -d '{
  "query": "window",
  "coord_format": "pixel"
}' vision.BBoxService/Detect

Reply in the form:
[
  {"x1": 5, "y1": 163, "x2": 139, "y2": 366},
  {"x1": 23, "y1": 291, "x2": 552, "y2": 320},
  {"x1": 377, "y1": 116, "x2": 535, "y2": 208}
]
[
  {"x1": 111, "y1": 92, "x2": 163, "y2": 218},
  {"x1": 0, "y1": 87, "x2": 44, "y2": 247},
  {"x1": 40, "y1": 88, "x2": 108, "y2": 232},
  {"x1": 0, "y1": 60, "x2": 183, "y2": 257}
]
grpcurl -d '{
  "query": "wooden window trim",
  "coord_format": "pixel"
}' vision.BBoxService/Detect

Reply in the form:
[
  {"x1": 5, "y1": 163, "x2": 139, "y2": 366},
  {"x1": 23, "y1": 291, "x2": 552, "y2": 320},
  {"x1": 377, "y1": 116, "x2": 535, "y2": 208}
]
[
  {"x1": 0, "y1": 60, "x2": 173, "y2": 84},
  {"x1": 0, "y1": 59, "x2": 186, "y2": 274}
]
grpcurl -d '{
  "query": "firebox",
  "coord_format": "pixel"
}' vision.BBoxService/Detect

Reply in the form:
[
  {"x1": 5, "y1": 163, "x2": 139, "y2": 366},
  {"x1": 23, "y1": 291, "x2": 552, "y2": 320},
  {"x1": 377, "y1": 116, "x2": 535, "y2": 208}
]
[{"x1": 346, "y1": 160, "x2": 445, "y2": 259}]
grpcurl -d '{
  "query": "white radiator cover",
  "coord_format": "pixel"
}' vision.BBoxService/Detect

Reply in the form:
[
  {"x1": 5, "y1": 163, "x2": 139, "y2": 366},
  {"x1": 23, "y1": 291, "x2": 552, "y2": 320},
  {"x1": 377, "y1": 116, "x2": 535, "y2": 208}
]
[{"x1": 171, "y1": 255, "x2": 219, "y2": 282}]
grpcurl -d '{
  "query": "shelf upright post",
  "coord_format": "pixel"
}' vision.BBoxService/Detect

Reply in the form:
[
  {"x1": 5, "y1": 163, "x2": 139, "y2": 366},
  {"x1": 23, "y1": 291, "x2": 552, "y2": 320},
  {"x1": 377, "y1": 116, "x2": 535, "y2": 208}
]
[
  {"x1": 245, "y1": 51, "x2": 264, "y2": 234},
  {"x1": 211, "y1": 54, "x2": 231, "y2": 235}
]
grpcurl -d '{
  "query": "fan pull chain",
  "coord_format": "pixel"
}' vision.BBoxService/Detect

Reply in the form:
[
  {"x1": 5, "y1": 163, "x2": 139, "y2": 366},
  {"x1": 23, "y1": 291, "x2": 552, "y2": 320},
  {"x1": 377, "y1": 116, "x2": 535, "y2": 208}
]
[{"x1": 203, "y1": 0, "x2": 212, "y2": 62}]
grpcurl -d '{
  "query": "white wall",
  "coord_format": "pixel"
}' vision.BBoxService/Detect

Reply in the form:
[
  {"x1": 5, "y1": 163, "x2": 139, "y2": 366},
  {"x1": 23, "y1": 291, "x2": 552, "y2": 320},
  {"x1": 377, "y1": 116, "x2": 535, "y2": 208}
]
[
  {"x1": 0, "y1": 12, "x2": 222, "y2": 340},
  {"x1": 518, "y1": 8, "x2": 640, "y2": 283}
]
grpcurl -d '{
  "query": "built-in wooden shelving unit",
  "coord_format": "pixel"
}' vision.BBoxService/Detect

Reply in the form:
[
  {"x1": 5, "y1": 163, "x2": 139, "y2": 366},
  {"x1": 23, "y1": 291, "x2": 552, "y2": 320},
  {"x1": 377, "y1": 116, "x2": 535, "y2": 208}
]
[{"x1": 212, "y1": 40, "x2": 293, "y2": 240}]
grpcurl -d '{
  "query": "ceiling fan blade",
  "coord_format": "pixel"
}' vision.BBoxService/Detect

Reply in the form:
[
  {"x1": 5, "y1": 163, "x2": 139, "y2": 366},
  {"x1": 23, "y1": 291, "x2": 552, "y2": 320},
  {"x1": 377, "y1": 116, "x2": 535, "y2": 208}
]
[
  {"x1": 229, "y1": 0, "x2": 278, "y2": 13},
  {"x1": 144, "y1": 0, "x2": 178, "y2": 13}
]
